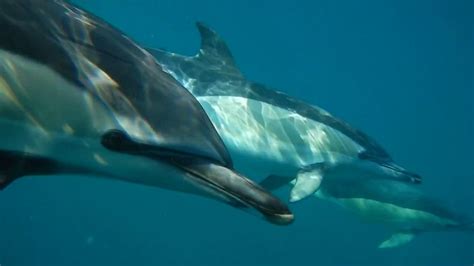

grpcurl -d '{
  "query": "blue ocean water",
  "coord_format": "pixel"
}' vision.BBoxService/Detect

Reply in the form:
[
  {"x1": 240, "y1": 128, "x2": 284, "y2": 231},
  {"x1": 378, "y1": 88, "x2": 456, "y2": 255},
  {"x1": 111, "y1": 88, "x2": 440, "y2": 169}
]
[{"x1": 0, "y1": 0, "x2": 472, "y2": 265}]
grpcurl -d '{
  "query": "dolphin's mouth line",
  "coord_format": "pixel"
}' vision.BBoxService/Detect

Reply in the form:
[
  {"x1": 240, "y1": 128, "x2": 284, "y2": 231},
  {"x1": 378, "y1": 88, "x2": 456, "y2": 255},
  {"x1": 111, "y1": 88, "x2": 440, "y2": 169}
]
[
  {"x1": 185, "y1": 167, "x2": 256, "y2": 207},
  {"x1": 192, "y1": 173, "x2": 294, "y2": 224},
  {"x1": 173, "y1": 159, "x2": 294, "y2": 224},
  {"x1": 378, "y1": 162, "x2": 422, "y2": 184}
]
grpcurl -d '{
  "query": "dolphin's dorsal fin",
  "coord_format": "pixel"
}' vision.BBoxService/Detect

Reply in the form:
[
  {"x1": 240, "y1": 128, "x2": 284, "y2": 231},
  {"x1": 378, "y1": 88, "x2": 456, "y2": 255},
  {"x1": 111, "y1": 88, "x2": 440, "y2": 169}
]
[
  {"x1": 146, "y1": 22, "x2": 243, "y2": 80},
  {"x1": 195, "y1": 22, "x2": 243, "y2": 77}
]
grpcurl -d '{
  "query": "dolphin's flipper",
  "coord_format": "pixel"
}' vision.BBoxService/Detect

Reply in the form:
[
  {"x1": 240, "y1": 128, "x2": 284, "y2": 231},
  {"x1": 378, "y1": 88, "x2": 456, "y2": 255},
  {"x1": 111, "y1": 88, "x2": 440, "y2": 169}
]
[
  {"x1": 290, "y1": 163, "x2": 325, "y2": 202},
  {"x1": 0, "y1": 150, "x2": 59, "y2": 190},
  {"x1": 101, "y1": 129, "x2": 293, "y2": 224},
  {"x1": 378, "y1": 232, "x2": 416, "y2": 248},
  {"x1": 258, "y1": 163, "x2": 326, "y2": 202}
]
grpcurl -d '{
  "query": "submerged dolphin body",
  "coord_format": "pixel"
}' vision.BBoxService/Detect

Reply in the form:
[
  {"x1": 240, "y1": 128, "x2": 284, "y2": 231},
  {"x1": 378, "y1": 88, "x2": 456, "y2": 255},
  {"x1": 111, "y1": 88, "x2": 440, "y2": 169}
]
[
  {"x1": 263, "y1": 172, "x2": 474, "y2": 248},
  {"x1": 0, "y1": 0, "x2": 294, "y2": 224},
  {"x1": 148, "y1": 23, "x2": 421, "y2": 202}
]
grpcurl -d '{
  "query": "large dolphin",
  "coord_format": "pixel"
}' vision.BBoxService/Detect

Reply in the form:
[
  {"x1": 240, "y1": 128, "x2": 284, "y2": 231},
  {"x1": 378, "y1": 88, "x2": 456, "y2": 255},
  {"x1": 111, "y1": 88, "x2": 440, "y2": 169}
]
[
  {"x1": 0, "y1": 0, "x2": 294, "y2": 224},
  {"x1": 148, "y1": 23, "x2": 421, "y2": 202},
  {"x1": 261, "y1": 172, "x2": 474, "y2": 248}
]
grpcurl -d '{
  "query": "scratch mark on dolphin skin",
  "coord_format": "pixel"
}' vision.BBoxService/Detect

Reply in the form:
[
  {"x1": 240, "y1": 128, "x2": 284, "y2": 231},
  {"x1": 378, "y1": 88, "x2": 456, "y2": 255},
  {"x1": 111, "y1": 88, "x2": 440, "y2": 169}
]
[
  {"x1": 93, "y1": 153, "x2": 108, "y2": 166},
  {"x1": 62, "y1": 123, "x2": 75, "y2": 135},
  {"x1": 0, "y1": 71, "x2": 47, "y2": 134}
]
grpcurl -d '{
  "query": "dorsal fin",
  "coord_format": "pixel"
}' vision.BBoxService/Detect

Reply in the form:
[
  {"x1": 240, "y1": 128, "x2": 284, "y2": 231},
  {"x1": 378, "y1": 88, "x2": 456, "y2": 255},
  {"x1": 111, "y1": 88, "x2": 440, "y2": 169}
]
[
  {"x1": 194, "y1": 22, "x2": 242, "y2": 77},
  {"x1": 146, "y1": 22, "x2": 243, "y2": 80}
]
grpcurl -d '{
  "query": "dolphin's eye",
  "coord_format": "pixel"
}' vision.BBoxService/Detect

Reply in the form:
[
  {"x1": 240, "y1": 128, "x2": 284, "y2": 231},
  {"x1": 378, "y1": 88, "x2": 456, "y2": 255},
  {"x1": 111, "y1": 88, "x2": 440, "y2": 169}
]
[{"x1": 101, "y1": 129, "x2": 131, "y2": 151}]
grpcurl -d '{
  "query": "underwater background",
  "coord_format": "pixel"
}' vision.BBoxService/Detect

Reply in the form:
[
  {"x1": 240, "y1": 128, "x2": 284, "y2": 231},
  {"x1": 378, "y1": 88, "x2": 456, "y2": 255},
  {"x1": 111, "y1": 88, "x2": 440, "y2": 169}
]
[{"x1": 0, "y1": 0, "x2": 472, "y2": 265}]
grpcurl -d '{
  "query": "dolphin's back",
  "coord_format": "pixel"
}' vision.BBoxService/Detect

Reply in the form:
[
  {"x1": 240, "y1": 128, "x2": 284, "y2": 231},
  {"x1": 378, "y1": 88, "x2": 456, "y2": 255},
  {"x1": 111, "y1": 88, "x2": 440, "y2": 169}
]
[
  {"x1": 0, "y1": 0, "x2": 232, "y2": 166},
  {"x1": 150, "y1": 23, "x2": 391, "y2": 164}
]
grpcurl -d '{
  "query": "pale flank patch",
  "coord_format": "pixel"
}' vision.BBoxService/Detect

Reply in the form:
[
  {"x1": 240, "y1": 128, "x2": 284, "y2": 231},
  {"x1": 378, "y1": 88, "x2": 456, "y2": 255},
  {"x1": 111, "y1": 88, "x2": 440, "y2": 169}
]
[{"x1": 198, "y1": 95, "x2": 363, "y2": 167}]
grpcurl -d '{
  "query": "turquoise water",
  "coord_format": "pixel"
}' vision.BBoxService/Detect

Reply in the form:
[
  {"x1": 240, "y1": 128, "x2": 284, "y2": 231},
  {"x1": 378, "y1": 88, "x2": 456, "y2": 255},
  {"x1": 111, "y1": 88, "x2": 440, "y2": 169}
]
[{"x1": 1, "y1": 0, "x2": 473, "y2": 265}]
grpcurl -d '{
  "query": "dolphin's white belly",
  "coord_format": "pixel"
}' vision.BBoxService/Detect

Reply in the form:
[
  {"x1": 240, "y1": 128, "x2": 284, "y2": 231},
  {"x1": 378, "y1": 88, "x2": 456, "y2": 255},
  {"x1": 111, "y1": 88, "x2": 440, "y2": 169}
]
[
  {"x1": 197, "y1": 95, "x2": 363, "y2": 179},
  {"x1": 0, "y1": 49, "x2": 201, "y2": 194}
]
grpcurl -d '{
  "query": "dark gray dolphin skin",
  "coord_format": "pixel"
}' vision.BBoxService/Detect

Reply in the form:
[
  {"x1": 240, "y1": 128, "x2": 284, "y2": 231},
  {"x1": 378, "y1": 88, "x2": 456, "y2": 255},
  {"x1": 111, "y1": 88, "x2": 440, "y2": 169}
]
[
  {"x1": 148, "y1": 23, "x2": 421, "y2": 202},
  {"x1": 0, "y1": 0, "x2": 293, "y2": 225}
]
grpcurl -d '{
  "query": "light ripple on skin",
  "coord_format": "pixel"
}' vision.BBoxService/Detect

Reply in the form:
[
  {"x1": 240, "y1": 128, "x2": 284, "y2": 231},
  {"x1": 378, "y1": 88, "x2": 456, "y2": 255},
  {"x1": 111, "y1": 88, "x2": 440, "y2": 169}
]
[{"x1": 199, "y1": 95, "x2": 363, "y2": 167}]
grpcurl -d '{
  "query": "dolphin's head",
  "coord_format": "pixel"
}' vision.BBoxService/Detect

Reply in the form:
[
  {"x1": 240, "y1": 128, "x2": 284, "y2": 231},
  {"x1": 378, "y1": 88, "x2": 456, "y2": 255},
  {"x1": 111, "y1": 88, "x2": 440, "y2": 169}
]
[{"x1": 101, "y1": 130, "x2": 294, "y2": 225}]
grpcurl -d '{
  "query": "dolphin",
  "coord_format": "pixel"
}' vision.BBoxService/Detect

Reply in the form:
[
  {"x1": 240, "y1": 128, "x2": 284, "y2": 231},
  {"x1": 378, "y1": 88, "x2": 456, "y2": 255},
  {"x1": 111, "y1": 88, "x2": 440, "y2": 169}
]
[
  {"x1": 261, "y1": 171, "x2": 474, "y2": 248},
  {"x1": 147, "y1": 23, "x2": 421, "y2": 203},
  {"x1": 0, "y1": 0, "x2": 294, "y2": 224}
]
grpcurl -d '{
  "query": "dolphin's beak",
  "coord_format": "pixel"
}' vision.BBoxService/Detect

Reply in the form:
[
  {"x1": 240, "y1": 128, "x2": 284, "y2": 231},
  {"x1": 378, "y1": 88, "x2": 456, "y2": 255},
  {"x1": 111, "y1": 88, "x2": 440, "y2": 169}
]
[
  {"x1": 177, "y1": 160, "x2": 294, "y2": 225},
  {"x1": 379, "y1": 162, "x2": 422, "y2": 184}
]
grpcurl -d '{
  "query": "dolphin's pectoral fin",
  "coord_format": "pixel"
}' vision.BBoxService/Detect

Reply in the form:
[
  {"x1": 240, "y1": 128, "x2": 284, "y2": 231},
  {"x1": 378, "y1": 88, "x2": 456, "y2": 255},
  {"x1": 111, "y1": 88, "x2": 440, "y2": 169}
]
[
  {"x1": 290, "y1": 163, "x2": 326, "y2": 202},
  {"x1": 0, "y1": 150, "x2": 59, "y2": 190},
  {"x1": 260, "y1": 163, "x2": 326, "y2": 203},
  {"x1": 259, "y1": 175, "x2": 295, "y2": 191},
  {"x1": 378, "y1": 232, "x2": 416, "y2": 248}
]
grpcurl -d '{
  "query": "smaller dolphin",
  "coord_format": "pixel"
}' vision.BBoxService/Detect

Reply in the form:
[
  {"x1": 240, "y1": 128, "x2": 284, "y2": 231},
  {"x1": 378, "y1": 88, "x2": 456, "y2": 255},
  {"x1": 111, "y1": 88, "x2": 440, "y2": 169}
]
[
  {"x1": 148, "y1": 23, "x2": 421, "y2": 203},
  {"x1": 261, "y1": 171, "x2": 474, "y2": 248}
]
